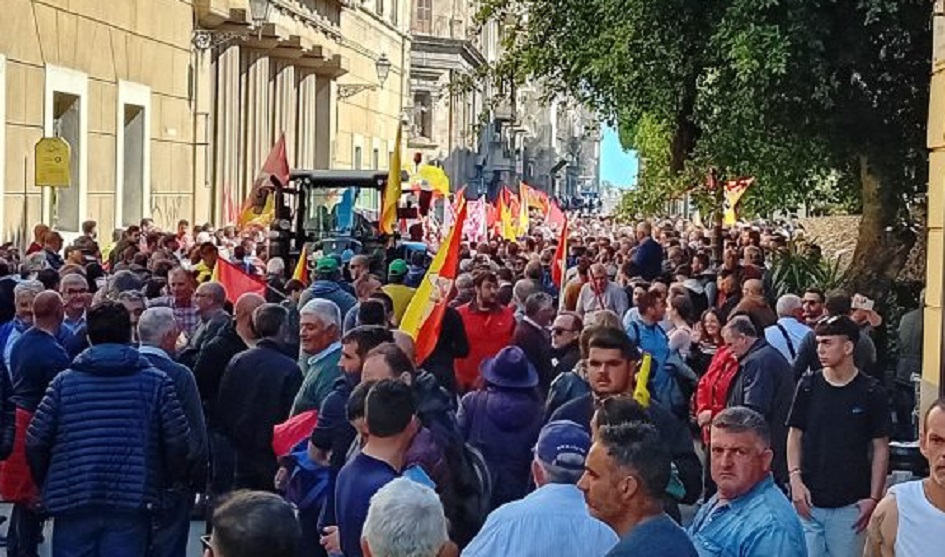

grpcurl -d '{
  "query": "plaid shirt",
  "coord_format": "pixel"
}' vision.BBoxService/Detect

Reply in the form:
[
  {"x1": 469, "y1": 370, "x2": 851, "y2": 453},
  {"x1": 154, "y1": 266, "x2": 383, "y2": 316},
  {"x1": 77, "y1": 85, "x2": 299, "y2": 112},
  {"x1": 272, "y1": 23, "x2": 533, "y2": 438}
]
[{"x1": 148, "y1": 296, "x2": 200, "y2": 337}]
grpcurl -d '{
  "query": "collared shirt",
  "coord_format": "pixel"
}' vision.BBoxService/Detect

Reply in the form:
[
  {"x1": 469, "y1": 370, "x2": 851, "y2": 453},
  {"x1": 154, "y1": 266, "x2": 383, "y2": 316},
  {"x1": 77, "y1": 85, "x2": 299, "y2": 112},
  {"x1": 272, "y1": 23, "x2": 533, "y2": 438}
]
[
  {"x1": 138, "y1": 344, "x2": 172, "y2": 362},
  {"x1": 764, "y1": 317, "x2": 812, "y2": 365},
  {"x1": 307, "y1": 341, "x2": 342, "y2": 371},
  {"x1": 462, "y1": 483, "x2": 618, "y2": 557},
  {"x1": 148, "y1": 296, "x2": 200, "y2": 337},
  {"x1": 688, "y1": 475, "x2": 806, "y2": 557},
  {"x1": 62, "y1": 313, "x2": 87, "y2": 337}
]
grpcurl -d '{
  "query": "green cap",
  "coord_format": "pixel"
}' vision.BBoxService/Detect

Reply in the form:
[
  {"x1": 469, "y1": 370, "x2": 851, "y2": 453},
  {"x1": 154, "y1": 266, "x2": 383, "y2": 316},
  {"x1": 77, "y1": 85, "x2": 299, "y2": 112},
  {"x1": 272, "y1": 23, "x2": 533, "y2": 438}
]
[
  {"x1": 388, "y1": 259, "x2": 408, "y2": 277},
  {"x1": 315, "y1": 257, "x2": 339, "y2": 274}
]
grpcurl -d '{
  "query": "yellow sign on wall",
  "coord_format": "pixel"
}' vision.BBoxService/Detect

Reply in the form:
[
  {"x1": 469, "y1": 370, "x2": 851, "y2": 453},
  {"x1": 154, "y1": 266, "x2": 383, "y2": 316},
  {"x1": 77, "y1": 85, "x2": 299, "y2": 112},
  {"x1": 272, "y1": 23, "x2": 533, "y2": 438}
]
[{"x1": 35, "y1": 137, "x2": 72, "y2": 187}]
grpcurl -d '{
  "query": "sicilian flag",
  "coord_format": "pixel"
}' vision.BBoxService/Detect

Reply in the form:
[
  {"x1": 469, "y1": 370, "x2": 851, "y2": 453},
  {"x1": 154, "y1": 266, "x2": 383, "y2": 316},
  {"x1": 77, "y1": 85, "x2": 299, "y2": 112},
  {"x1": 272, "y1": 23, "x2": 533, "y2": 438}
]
[
  {"x1": 400, "y1": 201, "x2": 468, "y2": 363},
  {"x1": 380, "y1": 124, "x2": 403, "y2": 235},
  {"x1": 238, "y1": 134, "x2": 290, "y2": 229},
  {"x1": 552, "y1": 216, "x2": 568, "y2": 288},
  {"x1": 211, "y1": 258, "x2": 268, "y2": 304},
  {"x1": 292, "y1": 245, "x2": 309, "y2": 285}
]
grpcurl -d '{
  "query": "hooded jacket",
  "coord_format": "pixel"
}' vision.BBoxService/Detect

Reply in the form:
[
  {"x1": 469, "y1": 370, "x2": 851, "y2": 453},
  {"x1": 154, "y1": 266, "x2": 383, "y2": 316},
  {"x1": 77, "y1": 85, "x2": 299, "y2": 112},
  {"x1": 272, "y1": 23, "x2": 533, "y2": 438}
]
[
  {"x1": 301, "y1": 281, "x2": 357, "y2": 318},
  {"x1": 458, "y1": 386, "x2": 543, "y2": 511},
  {"x1": 26, "y1": 344, "x2": 190, "y2": 515}
]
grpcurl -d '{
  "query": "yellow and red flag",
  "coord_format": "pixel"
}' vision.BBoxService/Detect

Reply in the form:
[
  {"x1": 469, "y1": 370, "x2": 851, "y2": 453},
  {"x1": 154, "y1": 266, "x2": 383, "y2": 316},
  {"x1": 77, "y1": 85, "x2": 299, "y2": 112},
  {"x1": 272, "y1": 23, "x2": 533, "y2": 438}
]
[
  {"x1": 551, "y1": 216, "x2": 568, "y2": 288},
  {"x1": 400, "y1": 201, "x2": 468, "y2": 363},
  {"x1": 210, "y1": 258, "x2": 268, "y2": 304},
  {"x1": 517, "y1": 183, "x2": 530, "y2": 237},
  {"x1": 291, "y1": 245, "x2": 309, "y2": 285},
  {"x1": 498, "y1": 188, "x2": 516, "y2": 240},
  {"x1": 723, "y1": 177, "x2": 755, "y2": 226},
  {"x1": 381, "y1": 124, "x2": 403, "y2": 235},
  {"x1": 238, "y1": 133, "x2": 290, "y2": 229},
  {"x1": 546, "y1": 199, "x2": 566, "y2": 230}
]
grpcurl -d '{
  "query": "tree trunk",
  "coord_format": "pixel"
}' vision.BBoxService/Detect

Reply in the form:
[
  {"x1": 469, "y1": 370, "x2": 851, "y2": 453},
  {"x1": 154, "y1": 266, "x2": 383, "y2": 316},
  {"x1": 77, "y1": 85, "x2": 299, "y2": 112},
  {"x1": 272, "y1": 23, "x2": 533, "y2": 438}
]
[{"x1": 844, "y1": 155, "x2": 916, "y2": 299}]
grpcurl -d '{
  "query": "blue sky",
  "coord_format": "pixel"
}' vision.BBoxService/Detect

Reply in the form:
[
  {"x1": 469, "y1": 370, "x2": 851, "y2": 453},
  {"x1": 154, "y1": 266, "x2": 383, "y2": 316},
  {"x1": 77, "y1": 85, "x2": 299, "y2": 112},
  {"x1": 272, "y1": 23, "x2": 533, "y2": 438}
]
[{"x1": 600, "y1": 125, "x2": 639, "y2": 188}]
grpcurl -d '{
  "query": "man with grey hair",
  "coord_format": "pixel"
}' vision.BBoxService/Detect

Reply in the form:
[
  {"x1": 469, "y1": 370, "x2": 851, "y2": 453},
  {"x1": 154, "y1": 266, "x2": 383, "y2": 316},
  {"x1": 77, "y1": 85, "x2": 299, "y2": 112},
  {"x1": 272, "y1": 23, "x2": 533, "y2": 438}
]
[
  {"x1": 576, "y1": 263, "x2": 629, "y2": 323},
  {"x1": 361, "y1": 478, "x2": 453, "y2": 557},
  {"x1": 764, "y1": 294, "x2": 813, "y2": 365},
  {"x1": 463, "y1": 420, "x2": 617, "y2": 557},
  {"x1": 688, "y1": 407, "x2": 806, "y2": 556},
  {"x1": 137, "y1": 307, "x2": 208, "y2": 557},
  {"x1": 179, "y1": 280, "x2": 230, "y2": 369},
  {"x1": 722, "y1": 315, "x2": 794, "y2": 487},
  {"x1": 1, "y1": 280, "x2": 45, "y2": 375},
  {"x1": 513, "y1": 291, "x2": 556, "y2": 394},
  {"x1": 217, "y1": 304, "x2": 303, "y2": 490},
  {"x1": 291, "y1": 299, "x2": 343, "y2": 415}
]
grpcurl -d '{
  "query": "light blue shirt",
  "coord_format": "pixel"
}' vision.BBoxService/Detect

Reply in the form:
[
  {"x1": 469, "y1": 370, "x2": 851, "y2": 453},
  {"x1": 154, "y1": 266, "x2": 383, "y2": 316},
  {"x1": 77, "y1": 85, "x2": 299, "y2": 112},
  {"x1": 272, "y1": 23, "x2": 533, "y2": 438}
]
[
  {"x1": 462, "y1": 483, "x2": 617, "y2": 557},
  {"x1": 688, "y1": 475, "x2": 807, "y2": 557},
  {"x1": 764, "y1": 317, "x2": 812, "y2": 365}
]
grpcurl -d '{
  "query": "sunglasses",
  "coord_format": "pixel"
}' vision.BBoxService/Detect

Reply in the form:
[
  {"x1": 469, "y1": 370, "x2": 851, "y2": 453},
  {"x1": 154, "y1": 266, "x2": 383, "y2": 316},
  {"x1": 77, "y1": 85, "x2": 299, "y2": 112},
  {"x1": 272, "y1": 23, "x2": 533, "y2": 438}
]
[{"x1": 200, "y1": 535, "x2": 214, "y2": 553}]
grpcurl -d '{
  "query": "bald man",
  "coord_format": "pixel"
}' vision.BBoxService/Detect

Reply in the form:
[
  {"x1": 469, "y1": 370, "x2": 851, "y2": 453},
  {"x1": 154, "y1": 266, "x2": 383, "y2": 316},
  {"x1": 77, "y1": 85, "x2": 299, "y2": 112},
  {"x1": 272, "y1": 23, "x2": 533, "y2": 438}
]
[
  {"x1": 192, "y1": 293, "x2": 265, "y2": 499},
  {"x1": 742, "y1": 278, "x2": 765, "y2": 299},
  {"x1": 178, "y1": 281, "x2": 230, "y2": 369},
  {"x1": 5, "y1": 291, "x2": 69, "y2": 556}
]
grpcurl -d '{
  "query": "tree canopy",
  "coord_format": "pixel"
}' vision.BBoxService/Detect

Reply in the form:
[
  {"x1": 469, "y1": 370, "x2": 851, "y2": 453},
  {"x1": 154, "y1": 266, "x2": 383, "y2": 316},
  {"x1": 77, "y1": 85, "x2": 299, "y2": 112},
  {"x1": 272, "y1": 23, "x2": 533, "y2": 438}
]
[{"x1": 471, "y1": 0, "x2": 932, "y2": 293}]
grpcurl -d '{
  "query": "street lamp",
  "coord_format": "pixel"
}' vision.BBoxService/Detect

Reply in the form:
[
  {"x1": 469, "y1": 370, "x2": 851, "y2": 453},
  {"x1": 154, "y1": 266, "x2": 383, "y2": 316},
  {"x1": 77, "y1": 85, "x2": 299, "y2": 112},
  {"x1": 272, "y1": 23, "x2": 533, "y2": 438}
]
[
  {"x1": 192, "y1": 0, "x2": 273, "y2": 50},
  {"x1": 248, "y1": 0, "x2": 272, "y2": 31},
  {"x1": 339, "y1": 54, "x2": 394, "y2": 99}
]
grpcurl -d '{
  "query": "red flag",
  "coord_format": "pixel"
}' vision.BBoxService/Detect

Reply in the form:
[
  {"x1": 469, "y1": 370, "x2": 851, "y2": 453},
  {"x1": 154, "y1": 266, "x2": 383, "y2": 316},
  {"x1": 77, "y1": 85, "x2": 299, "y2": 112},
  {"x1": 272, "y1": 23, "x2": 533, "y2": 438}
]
[
  {"x1": 546, "y1": 199, "x2": 566, "y2": 230},
  {"x1": 401, "y1": 202, "x2": 468, "y2": 363},
  {"x1": 552, "y1": 217, "x2": 568, "y2": 288},
  {"x1": 212, "y1": 258, "x2": 268, "y2": 304},
  {"x1": 238, "y1": 134, "x2": 290, "y2": 229}
]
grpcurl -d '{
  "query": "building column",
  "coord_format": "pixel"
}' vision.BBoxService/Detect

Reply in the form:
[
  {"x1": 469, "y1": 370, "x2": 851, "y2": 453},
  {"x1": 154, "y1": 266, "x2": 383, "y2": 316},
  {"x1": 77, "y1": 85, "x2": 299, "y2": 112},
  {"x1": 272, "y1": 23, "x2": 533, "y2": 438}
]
[
  {"x1": 272, "y1": 61, "x2": 298, "y2": 166},
  {"x1": 297, "y1": 70, "x2": 318, "y2": 169},
  {"x1": 212, "y1": 44, "x2": 242, "y2": 224},
  {"x1": 240, "y1": 49, "x2": 272, "y2": 193},
  {"x1": 314, "y1": 75, "x2": 334, "y2": 169}
]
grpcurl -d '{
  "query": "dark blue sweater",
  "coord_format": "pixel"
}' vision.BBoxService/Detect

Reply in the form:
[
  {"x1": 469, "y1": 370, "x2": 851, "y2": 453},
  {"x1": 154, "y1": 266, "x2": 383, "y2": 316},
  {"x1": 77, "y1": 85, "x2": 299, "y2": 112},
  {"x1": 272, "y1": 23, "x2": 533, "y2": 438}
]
[{"x1": 10, "y1": 328, "x2": 70, "y2": 412}]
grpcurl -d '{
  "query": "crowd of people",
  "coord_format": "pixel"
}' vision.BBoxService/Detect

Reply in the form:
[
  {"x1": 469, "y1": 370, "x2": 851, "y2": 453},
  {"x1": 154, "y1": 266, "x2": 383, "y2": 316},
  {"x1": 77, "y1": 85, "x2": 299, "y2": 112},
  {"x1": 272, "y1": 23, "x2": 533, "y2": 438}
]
[{"x1": 0, "y1": 214, "x2": 935, "y2": 557}]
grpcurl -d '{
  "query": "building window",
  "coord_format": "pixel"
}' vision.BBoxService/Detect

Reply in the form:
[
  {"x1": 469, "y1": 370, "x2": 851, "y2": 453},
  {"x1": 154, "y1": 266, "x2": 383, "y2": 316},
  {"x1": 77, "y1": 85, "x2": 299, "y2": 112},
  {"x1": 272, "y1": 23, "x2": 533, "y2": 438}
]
[
  {"x1": 414, "y1": 0, "x2": 432, "y2": 34},
  {"x1": 116, "y1": 81, "x2": 151, "y2": 228},
  {"x1": 354, "y1": 146, "x2": 363, "y2": 170},
  {"x1": 413, "y1": 92, "x2": 433, "y2": 139},
  {"x1": 373, "y1": 148, "x2": 380, "y2": 170},
  {"x1": 44, "y1": 65, "x2": 88, "y2": 234},
  {"x1": 376, "y1": 0, "x2": 384, "y2": 17},
  {"x1": 52, "y1": 93, "x2": 82, "y2": 232}
]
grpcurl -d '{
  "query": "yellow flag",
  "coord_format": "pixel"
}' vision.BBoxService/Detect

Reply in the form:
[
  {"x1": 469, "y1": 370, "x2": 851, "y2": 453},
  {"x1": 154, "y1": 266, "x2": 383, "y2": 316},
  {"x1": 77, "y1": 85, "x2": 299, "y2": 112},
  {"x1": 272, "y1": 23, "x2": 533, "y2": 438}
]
[
  {"x1": 633, "y1": 353, "x2": 653, "y2": 408},
  {"x1": 381, "y1": 124, "x2": 403, "y2": 235},
  {"x1": 517, "y1": 183, "x2": 530, "y2": 236},
  {"x1": 291, "y1": 245, "x2": 309, "y2": 285}
]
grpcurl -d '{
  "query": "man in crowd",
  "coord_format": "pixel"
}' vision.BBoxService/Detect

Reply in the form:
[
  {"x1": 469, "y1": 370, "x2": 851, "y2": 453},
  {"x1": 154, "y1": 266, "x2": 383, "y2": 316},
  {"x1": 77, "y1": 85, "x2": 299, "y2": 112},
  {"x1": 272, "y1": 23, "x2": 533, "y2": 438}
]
[
  {"x1": 456, "y1": 271, "x2": 516, "y2": 393},
  {"x1": 26, "y1": 301, "x2": 190, "y2": 556},
  {"x1": 26, "y1": 225, "x2": 48, "y2": 256},
  {"x1": 381, "y1": 259, "x2": 415, "y2": 326},
  {"x1": 624, "y1": 290, "x2": 673, "y2": 413},
  {"x1": 292, "y1": 299, "x2": 343, "y2": 415},
  {"x1": 578, "y1": 422, "x2": 697, "y2": 556},
  {"x1": 722, "y1": 315, "x2": 794, "y2": 486},
  {"x1": 217, "y1": 304, "x2": 302, "y2": 491},
  {"x1": 513, "y1": 292, "x2": 556, "y2": 394},
  {"x1": 335, "y1": 379, "x2": 419, "y2": 557},
  {"x1": 787, "y1": 315, "x2": 890, "y2": 557},
  {"x1": 5, "y1": 292, "x2": 69, "y2": 557},
  {"x1": 58, "y1": 273, "x2": 90, "y2": 336},
  {"x1": 551, "y1": 327, "x2": 703, "y2": 513},
  {"x1": 688, "y1": 407, "x2": 806, "y2": 556},
  {"x1": 715, "y1": 270, "x2": 742, "y2": 322},
  {"x1": 632, "y1": 221, "x2": 663, "y2": 281},
  {"x1": 576, "y1": 264, "x2": 629, "y2": 323},
  {"x1": 463, "y1": 420, "x2": 617, "y2": 556},
  {"x1": 300, "y1": 257, "x2": 357, "y2": 317},
  {"x1": 179, "y1": 281, "x2": 230, "y2": 368},
  {"x1": 801, "y1": 287, "x2": 827, "y2": 327},
  {"x1": 764, "y1": 294, "x2": 813, "y2": 366},
  {"x1": 42, "y1": 232, "x2": 64, "y2": 272},
  {"x1": 550, "y1": 311, "x2": 582, "y2": 376},
  {"x1": 792, "y1": 292, "x2": 878, "y2": 380},
  {"x1": 148, "y1": 267, "x2": 199, "y2": 337},
  {"x1": 866, "y1": 397, "x2": 945, "y2": 556},
  {"x1": 361, "y1": 478, "x2": 454, "y2": 557},
  {"x1": 204, "y1": 491, "x2": 300, "y2": 557},
  {"x1": 1, "y1": 281, "x2": 44, "y2": 374},
  {"x1": 117, "y1": 290, "x2": 147, "y2": 343},
  {"x1": 138, "y1": 307, "x2": 208, "y2": 557}
]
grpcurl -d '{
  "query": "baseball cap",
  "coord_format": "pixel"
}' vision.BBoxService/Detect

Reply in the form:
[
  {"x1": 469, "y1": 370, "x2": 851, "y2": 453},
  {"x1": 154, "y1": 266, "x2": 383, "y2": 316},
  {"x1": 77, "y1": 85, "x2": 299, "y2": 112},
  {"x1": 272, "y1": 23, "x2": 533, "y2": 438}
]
[
  {"x1": 388, "y1": 259, "x2": 408, "y2": 277},
  {"x1": 534, "y1": 420, "x2": 591, "y2": 471},
  {"x1": 315, "y1": 257, "x2": 339, "y2": 274}
]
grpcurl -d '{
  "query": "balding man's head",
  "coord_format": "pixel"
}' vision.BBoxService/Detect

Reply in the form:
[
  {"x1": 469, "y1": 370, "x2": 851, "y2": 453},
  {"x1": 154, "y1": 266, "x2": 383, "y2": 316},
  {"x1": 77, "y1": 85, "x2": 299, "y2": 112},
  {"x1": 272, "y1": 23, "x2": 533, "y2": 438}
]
[
  {"x1": 32, "y1": 291, "x2": 64, "y2": 328},
  {"x1": 234, "y1": 293, "x2": 266, "y2": 333},
  {"x1": 742, "y1": 279, "x2": 764, "y2": 298},
  {"x1": 195, "y1": 282, "x2": 226, "y2": 316}
]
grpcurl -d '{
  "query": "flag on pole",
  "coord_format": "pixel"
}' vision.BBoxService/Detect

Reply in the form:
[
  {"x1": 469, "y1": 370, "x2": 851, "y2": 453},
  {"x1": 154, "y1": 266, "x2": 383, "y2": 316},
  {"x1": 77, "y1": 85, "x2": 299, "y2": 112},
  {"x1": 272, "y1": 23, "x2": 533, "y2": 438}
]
[
  {"x1": 400, "y1": 201, "x2": 468, "y2": 363},
  {"x1": 552, "y1": 216, "x2": 568, "y2": 288},
  {"x1": 498, "y1": 188, "x2": 516, "y2": 240},
  {"x1": 292, "y1": 245, "x2": 309, "y2": 285},
  {"x1": 517, "y1": 183, "x2": 530, "y2": 237},
  {"x1": 210, "y1": 258, "x2": 268, "y2": 304},
  {"x1": 238, "y1": 134, "x2": 290, "y2": 229},
  {"x1": 546, "y1": 199, "x2": 566, "y2": 230},
  {"x1": 723, "y1": 177, "x2": 754, "y2": 226},
  {"x1": 381, "y1": 124, "x2": 403, "y2": 235}
]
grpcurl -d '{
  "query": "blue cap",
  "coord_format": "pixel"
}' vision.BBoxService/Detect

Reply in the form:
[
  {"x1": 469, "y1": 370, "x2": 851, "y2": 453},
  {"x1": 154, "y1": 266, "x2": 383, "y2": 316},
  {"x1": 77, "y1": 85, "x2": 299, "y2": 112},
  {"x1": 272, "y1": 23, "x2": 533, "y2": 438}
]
[{"x1": 534, "y1": 420, "x2": 591, "y2": 471}]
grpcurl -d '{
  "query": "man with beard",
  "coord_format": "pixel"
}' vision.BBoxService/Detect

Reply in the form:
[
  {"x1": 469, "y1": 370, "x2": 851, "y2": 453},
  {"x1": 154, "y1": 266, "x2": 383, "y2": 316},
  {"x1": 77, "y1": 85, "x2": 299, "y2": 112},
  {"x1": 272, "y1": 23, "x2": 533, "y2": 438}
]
[{"x1": 455, "y1": 272, "x2": 516, "y2": 393}]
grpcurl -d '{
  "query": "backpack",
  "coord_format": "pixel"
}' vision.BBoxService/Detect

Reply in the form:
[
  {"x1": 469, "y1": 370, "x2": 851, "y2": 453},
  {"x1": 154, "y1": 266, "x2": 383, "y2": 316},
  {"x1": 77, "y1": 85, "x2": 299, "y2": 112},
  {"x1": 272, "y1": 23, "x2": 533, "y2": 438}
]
[{"x1": 280, "y1": 439, "x2": 332, "y2": 511}]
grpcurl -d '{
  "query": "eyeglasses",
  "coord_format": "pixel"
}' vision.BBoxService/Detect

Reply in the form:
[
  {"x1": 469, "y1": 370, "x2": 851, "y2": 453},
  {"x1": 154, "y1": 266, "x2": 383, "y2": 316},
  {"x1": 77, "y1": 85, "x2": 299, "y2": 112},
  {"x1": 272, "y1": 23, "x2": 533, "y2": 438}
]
[{"x1": 200, "y1": 535, "x2": 214, "y2": 553}]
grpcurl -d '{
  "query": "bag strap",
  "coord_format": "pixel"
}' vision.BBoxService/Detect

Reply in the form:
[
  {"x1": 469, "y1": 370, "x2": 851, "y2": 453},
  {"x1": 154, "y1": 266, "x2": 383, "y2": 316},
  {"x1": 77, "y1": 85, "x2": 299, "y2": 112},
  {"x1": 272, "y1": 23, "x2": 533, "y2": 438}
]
[{"x1": 775, "y1": 323, "x2": 796, "y2": 359}]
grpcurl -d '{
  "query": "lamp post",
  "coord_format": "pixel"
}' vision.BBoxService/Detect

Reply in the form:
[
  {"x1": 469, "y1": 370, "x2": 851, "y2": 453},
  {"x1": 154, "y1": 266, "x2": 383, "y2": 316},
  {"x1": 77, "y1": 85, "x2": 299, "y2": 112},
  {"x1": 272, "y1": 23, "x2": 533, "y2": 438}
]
[
  {"x1": 339, "y1": 54, "x2": 393, "y2": 99},
  {"x1": 192, "y1": 0, "x2": 273, "y2": 50},
  {"x1": 248, "y1": 0, "x2": 272, "y2": 38}
]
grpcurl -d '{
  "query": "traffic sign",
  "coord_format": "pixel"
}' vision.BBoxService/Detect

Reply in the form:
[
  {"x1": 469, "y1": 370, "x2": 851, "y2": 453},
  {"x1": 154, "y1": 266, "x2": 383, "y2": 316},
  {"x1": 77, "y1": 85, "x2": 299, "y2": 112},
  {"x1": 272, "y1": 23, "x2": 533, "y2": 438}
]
[{"x1": 35, "y1": 137, "x2": 71, "y2": 187}]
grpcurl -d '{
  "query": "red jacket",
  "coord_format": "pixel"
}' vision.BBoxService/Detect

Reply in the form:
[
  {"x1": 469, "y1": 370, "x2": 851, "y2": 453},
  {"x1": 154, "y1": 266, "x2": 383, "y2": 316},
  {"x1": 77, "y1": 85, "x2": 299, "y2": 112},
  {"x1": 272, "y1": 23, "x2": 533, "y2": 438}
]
[
  {"x1": 694, "y1": 345, "x2": 739, "y2": 444},
  {"x1": 455, "y1": 302, "x2": 516, "y2": 393}
]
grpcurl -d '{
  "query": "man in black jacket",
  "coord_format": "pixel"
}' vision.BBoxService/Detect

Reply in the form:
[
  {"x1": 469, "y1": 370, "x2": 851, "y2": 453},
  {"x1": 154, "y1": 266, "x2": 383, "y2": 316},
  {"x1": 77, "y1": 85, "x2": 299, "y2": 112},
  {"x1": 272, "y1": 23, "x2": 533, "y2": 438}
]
[
  {"x1": 551, "y1": 312, "x2": 583, "y2": 376},
  {"x1": 550, "y1": 327, "x2": 703, "y2": 519},
  {"x1": 722, "y1": 315, "x2": 794, "y2": 487},
  {"x1": 217, "y1": 304, "x2": 302, "y2": 491},
  {"x1": 513, "y1": 292, "x2": 556, "y2": 395}
]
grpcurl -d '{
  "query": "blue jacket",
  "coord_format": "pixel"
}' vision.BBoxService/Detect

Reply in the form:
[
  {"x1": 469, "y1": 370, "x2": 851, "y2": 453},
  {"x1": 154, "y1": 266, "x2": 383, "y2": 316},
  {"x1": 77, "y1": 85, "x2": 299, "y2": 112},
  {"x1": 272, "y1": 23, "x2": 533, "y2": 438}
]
[
  {"x1": 458, "y1": 387, "x2": 543, "y2": 511},
  {"x1": 305, "y1": 281, "x2": 357, "y2": 318},
  {"x1": 26, "y1": 344, "x2": 191, "y2": 516},
  {"x1": 632, "y1": 238, "x2": 664, "y2": 281},
  {"x1": 10, "y1": 328, "x2": 70, "y2": 412}
]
